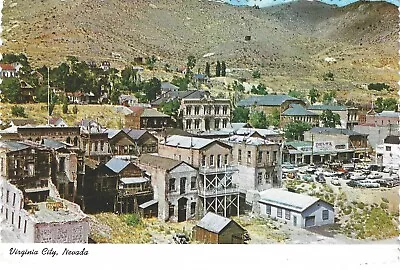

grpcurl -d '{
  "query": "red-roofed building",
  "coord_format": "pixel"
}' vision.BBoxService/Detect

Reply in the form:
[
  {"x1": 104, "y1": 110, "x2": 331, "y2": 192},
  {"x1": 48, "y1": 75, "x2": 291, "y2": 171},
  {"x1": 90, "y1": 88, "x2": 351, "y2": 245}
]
[{"x1": 0, "y1": 63, "x2": 17, "y2": 77}]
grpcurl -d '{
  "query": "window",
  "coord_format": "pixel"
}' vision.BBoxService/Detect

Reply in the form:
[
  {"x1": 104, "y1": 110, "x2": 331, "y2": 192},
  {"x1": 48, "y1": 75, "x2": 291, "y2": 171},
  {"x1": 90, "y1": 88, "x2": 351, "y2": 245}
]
[
  {"x1": 201, "y1": 155, "x2": 206, "y2": 166},
  {"x1": 322, "y1": 210, "x2": 329, "y2": 220},
  {"x1": 6, "y1": 190, "x2": 9, "y2": 203},
  {"x1": 100, "y1": 142, "x2": 104, "y2": 151},
  {"x1": 194, "y1": 119, "x2": 200, "y2": 129},
  {"x1": 222, "y1": 119, "x2": 228, "y2": 128},
  {"x1": 59, "y1": 157, "x2": 65, "y2": 172},
  {"x1": 94, "y1": 142, "x2": 98, "y2": 152},
  {"x1": 186, "y1": 106, "x2": 192, "y2": 115},
  {"x1": 24, "y1": 220, "x2": 27, "y2": 234},
  {"x1": 214, "y1": 119, "x2": 220, "y2": 129},
  {"x1": 169, "y1": 178, "x2": 176, "y2": 191},
  {"x1": 266, "y1": 205, "x2": 271, "y2": 215},
  {"x1": 247, "y1": 151, "x2": 251, "y2": 163},
  {"x1": 285, "y1": 210, "x2": 291, "y2": 220},
  {"x1": 386, "y1": 146, "x2": 392, "y2": 151},
  {"x1": 257, "y1": 151, "x2": 263, "y2": 163},
  {"x1": 265, "y1": 172, "x2": 271, "y2": 183},
  {"x1": 194, "y1": 106, "x2": 200, "y2": 115},
  {"x1": 215, "y1": 106, "x2": 220, "y2": 115},
  {"x1": 222, "y1": 106, "x2": 228, "y2": 115},
  {"x1": 238, "y1": 149, "x2": 242, "y2": 162},
  {"x1": 169, "y1": 204, "x2": 175, "y2": 217},
  {"x1": 224, "y1": 154, "x2": 228, "y2": 165},
  {"x1": 12, "y1": 193, "x2": 16, "y2": 206},
  {"x1": 210, "y1": 155, "x2": 214, "y2": 166},
  {"x1": 190, "y1": 202, "x2": 196, "y2": 215},
  {"x1": 186, "y1": 119, "x2": 192, "y2": 130},
  {"x1": 11, "y1": 212, "x2": 14, "y2": 224},
  {"x1": 277, "y1": 208, "x2": 282, "y2": 218},
  {"x1": 273, "y1": 151, "x2": 278, "y2": 162},
  {"x1": 5, "y1": 208, "x2": 8, "y2": 220},
  {"x1": 217, "y1": 155, "x2": 222, "y2": 167},
  {"x1": 257, "y1": 172, "x2": 262, "y2": 184},
  {"x1": 190, "y1": 176, "x2": 196, "y2": 190},
  {"x1": 18, "y1": 216, "x2": 21, "y2": 229}
]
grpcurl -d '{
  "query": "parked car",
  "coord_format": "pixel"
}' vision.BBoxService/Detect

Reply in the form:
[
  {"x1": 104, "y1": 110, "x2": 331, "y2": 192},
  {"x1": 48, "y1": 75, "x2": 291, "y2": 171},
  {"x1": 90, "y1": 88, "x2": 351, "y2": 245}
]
[
  {"x1": 331, "y1": 177, "x2": 341, "y2": 186},
  {"x1": 347, "y1": 180, "x2": 361, "y2": 187},
  {"x1": 317, "y1": 173, "x2": 326, "y2": 183},
  {"x1": 367, "y1": 172, "x2": 382, "y2": 179},
  {"x1": 380, "y1": 179, "x2": 400, "y2": 188},
  {"x1": 350, "y1": 173, "x2": 366, "y2": 181},
  {"x1": 358, "y1": 180, "x2": 380, "y2": 188}
]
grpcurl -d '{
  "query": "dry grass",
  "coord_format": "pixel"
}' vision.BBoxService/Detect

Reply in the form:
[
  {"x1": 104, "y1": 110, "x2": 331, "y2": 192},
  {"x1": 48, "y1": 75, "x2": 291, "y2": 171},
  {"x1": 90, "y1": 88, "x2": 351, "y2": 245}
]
[{"x1": 0, "y1": 103, "x2": 125, "y2": 129}]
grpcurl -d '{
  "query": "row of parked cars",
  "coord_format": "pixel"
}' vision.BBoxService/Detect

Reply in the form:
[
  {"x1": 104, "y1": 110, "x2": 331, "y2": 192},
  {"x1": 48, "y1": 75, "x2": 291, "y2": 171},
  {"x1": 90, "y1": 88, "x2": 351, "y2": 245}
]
[{"x1": 283, "y1": 163, "x2": 400, "y2": 188}]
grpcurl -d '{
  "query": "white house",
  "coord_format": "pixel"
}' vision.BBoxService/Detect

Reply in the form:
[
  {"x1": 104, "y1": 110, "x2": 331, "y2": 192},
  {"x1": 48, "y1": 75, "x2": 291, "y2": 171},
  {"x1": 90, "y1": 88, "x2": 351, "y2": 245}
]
[
  {"x1": 257, "y1": 189, "x2": 334, "y2": 228},
  {"x1": 376, "y1": 135, "x2": 400, "y2": 170}
]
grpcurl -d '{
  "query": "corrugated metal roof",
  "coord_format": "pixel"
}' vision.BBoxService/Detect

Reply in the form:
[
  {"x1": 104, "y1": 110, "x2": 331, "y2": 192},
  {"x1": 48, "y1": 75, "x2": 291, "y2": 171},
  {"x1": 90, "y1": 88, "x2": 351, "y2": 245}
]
[
  {"x1": 259, "y1": 189, "x2": 320, "y2": 212},
  {"x1": 237, "y1": 95, "x2": 300, "y2": 107},
  {"x1": 309, "y1": 127, "x2": 366, "y2": 136},
  {"x1": 123, "y1": 128, "x2": 147, "y2": 140},
  {"x1": 164, "y1": 135, "x2": 226, "y2": 150},
  {"x1": 308, "y1": 105, "x2": 347, "y2": 111},
  {"x1": 139, "y1": 199, "x2": 158, "y2": 209},
  {"x1": 141, "y1": 108, "x2": 169, "y2": 118},
  {"x1": 105, "y1": 158, "x2": 130, "y2": 173},
  {"x1": 138, "y1": 154, "x2": 183, "y2": 171},
  {"x1": 120, "y1": 177, "x2": 149, "y2": 184},
  {"x1": 196, "y1": 212, "x2": 232, "y2": 234},
  {"x1": 0, "y1": 141, "x2": 30, "y2": 152},
  {"x1": 282, "y1": 104, "x2": 318, "y2": 116}
]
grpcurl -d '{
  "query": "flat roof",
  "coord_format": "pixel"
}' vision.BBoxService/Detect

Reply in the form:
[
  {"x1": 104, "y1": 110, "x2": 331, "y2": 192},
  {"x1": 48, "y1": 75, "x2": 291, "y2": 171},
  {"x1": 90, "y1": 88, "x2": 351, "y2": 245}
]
[
  {"x1": 120, "y1": 177, "x2": 149, "y2": 184},
  {"x1": 139, "y1": 200, "x2": 158, "y2": 209}
]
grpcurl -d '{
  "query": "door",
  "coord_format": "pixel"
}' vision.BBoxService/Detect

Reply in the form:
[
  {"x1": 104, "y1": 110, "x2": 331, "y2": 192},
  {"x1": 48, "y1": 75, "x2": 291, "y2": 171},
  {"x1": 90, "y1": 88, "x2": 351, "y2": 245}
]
[
  {"x1": 293, "y1": 216, "x2": 297, "y2": 227},
  {"x1": 178, "y1": 197, "x2": 188, "y2": 222},
  {"x1": 305, "y1": 216, "x2": 315, "y2": 227}
]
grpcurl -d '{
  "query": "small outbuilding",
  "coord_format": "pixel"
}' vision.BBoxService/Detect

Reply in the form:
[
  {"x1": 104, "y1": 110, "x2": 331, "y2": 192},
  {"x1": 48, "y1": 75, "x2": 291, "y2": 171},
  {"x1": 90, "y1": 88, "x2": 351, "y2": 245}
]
[
  {"x1": 192, "y1": 212, "x2": 246, "y2": 244},
  {"x1": 257, "y1": 189, "x2": 334, "y2": 228}
]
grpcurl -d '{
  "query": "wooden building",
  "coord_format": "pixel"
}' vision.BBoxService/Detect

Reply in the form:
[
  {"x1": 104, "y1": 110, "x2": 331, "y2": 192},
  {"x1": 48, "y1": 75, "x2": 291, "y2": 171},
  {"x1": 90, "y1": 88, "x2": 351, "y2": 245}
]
[
  {"x1": 125, "y1": 107, "x2": 172, "y2": 130},
  {"x1": 192, "y1": 212, "x2": 246, "y2": 244}
]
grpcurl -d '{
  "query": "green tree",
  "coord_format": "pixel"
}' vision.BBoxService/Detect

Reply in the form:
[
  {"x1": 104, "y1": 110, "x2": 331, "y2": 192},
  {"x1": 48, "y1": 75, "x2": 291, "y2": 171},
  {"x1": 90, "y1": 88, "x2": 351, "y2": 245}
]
[
  {"x1": 171, "y1": 76, "x2": 189, "y2": 91},
  {"x1": 267, "y1": 108, "x2": 280, "y2": 127},
  {"x1": 110, "y1": 89, "x2": 121, "y2": 105},
  {"x1": 216, "y1": 61, "x2": 221, "y2": 77},
  {"x1": 72, "y1": 105, "x2": 78, "y2": 114},
  {"x1": 121, "y1": 66, "x2": 139, "y2": 92},
  {"x1": 308, "y1": 88, "x2": 319, "y2": 105},
  {"x1": 322, "y1": 90, "x2": 336, "y2": 105},
  {"x1": 375, "y1": 97, "x2": 398, "y2": 113},
  {"x1": 232, "y1": 81, "x2": 245, "y2": 92},
  {"x1": 11, "y1": 105, "x2": 27, "y2": 118},
  {"x1": 1, "y1": 77, "x2": 21, "y2": 103},
  {"x1": 187, "y1": 55, "x2": 196, "y2": 71},
  {"x1": 205, "y1": 62, "x2": 211, "y2": 77},
  {"x1": 221, "y1": 61, "x2": 226, "y2": 77},
  {"x1": 232, "y1": 107, "x2": 250, "y2": 123},
  {"x1": 146, "y1": 55, "x2": 157, "y2": 70},
  {"x1": 142, "y1": 77, "x2": 161, "y2": 102},
  {"x1": 284, "y1": 121, "x2": 312, "y2": 141},
  {"x1": 321, "y1": 110, "x2": 341, "y2": 128},
  {"x1": 252, "y1": 70, "x2": 261, "y2": 79},
  {"x1": 249, "y1": 111, "x2": 268, "y2": 128},
  {"x1": 62, "y1": 98, "x2": 69, "y2": 114},
  {"x1": 323, "y1": 71, "x2": 334, "y2": 81},
  {"x1": 160, "y1": 99, "x2": 180, "y2": 120}
]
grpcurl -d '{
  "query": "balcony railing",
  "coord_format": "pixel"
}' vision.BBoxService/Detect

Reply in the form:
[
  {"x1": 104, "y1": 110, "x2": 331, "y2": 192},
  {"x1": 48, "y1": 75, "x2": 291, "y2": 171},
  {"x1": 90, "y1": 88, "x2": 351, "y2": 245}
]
[
  {"x1": 199, "y1": 165, "x2": 238, "y2": 174},
  {"x1": 118, "y1": 188, "x2": 152, "y2": 197},
  {"x1": 198, "y1": 184, "x2": 239, "y2": 197}
]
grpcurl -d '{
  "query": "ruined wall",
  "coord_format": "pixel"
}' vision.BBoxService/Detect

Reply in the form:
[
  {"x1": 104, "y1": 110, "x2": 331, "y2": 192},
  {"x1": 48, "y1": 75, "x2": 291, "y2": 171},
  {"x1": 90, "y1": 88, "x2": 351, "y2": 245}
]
[{"x1": 34, "y1": 219, "x2": 89, "y2": 243}]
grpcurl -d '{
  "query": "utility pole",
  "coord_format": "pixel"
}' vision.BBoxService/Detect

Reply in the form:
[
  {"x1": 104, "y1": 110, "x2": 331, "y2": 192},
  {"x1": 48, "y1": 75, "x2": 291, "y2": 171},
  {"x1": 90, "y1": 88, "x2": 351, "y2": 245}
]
[
  {"x1": 311, "y1": 134, "x2": 314, "y2": 165},
  {"x1": 47, "y1": 67, "x2": 50, "y2": 126}
]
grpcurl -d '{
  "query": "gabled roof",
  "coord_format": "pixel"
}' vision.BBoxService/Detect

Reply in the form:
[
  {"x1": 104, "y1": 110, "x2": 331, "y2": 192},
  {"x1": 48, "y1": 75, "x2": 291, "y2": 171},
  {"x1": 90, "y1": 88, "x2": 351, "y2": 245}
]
[
  {"x1": 138, "y1": 154, "x2": 194, "y2": 171},
  {"x1": 163, "y1": 135, "x2": 231, "y2": 150},
  {"x1": 308, "y1": 105, "x2": 347, "y2": 111},
  {"x1": 161, "y1": 82, "x2": 179, "y2": 90},
  {"x1": 122, "y1": 128, "x2": 148, "y2": 140},
  {"x1": 282, "y1": 104, "x2": 318, "y2": 116},
  {"x1": 105, "y1": 158, "x2": 131, "y2": 173},
  {"x1": 196, "y1": 212, "x2": 241, "y2": 234},
  {"x1": 237, "y1": 95, "x2": 300, "y2": 107},
  {"x1": 308, "y1": 127, "x2": 366, "y2": 136},
  {"x1": 259, "y1": 189, "x2": 327, "y2": 212}
]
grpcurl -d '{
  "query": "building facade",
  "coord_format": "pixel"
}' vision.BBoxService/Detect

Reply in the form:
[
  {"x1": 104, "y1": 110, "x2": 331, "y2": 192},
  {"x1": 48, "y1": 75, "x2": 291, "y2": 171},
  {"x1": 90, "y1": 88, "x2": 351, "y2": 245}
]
[{"x1": 308, "y1": 105, "x2": 359, "y2": 130}]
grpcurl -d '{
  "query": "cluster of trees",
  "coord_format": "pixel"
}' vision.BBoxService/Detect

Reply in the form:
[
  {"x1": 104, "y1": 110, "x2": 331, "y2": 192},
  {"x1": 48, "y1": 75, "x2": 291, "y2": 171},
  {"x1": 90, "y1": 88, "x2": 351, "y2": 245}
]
[
  {"x1": 374, "y1": 97, "x2": 397, "y2": 113},
  {"x1": 368, "y1": 83, "x2": 391, "y2": 92},
  {"x1": 232, "y1": 107, "x2": 280, "y2": 128},
  {"x1": 284, "y1": 121, "x2": 312, "y2": 141},
  {"x1": 205, "y1": 60, "x2": 226, "y2": 77},
  {"x1": 250, "y1": 84, "x2": 267, "y2": 95}
]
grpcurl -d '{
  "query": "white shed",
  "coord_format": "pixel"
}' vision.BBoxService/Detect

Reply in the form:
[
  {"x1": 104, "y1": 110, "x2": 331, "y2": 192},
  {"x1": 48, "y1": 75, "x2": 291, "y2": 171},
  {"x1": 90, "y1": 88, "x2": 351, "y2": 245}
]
[{"x1": 257, "y1": 189, "x2": 334, "y2": 228}]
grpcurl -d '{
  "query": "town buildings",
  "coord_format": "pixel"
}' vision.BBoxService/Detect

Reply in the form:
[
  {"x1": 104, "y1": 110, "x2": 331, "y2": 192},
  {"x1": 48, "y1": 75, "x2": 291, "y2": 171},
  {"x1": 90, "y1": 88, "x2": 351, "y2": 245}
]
[
  {"x1": 376, "y1": 135, "x2": 400, "y2": 170},
  {"x1": 281, "y1": 104, "x2": 319, "y2": 127},
  {"x1": 0, "y1": 63, "x2": 18, "y2": 78},
  {"x1": 158, "y1": 135, "x2": 243, "y2": 217},
  {"x1": 108, "y1": 129, "x2": 158, "y2": 157},
  {"x1": 192, "y1": 212, "x2": 246, "y2": 244},
  {"x1": 237, "y1": 94, "x2": 305, "y2": 115},
  {"x1": 307, "y1": 105, "x2": 359, "y2": 130},
  {"x1": 256, "y1": 189, "x2": 334, "y2": 228},
  {"x1": 137, "y1": 154, "x2": 198, "y2": 222},
  {"x1": 221, "y1": 134, "x2": 282, "y2": 194},
  {"x1": 125, "y1": 107, "x2": 172, "y2": 130}
]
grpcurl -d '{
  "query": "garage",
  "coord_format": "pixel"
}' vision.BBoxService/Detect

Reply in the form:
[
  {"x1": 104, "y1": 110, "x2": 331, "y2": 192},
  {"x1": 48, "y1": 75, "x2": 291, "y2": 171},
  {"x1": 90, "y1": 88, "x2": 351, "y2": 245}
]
[{"x1": 305, "y1": 216, "x2": 315, "y2": 227}]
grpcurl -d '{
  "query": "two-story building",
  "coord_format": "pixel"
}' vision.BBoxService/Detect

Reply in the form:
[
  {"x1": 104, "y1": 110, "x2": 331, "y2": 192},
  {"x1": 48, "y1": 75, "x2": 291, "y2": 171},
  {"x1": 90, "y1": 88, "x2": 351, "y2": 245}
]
[
  {"x1": 125, "y1": 107, "x2": 172, "y2": 130},
  {"x1": 376, "y1": 135, "x2": 400, "y2": 170},
  {"x1": 281, "y1": 104, "x2": 319, "y2": 128},
  {"x1": 180, "y1": 91, "x2": 231, "y2": 133},
  {"x1": 158, "y1": 135, "x2": 243, "y2": 217},
  {"x1": 108, "y1": 129, "x2": 158, "y2": 157},
  {"x1": 137, "y1": 154, "x2": 198, "y2": 222},
  {"x1": 307, "y1": 105, "x2": 359, "y2": 130},
  {"x1": 221, "y1": 134, "x2": 282, "y2": 195}
]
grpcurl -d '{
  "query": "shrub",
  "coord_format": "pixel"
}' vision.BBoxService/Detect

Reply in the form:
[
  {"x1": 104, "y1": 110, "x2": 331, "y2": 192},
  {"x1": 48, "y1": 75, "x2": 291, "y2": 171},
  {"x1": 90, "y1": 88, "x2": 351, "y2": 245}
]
[
  {"x1": 125, "y1": 214, "x2": 142, "y2": 227},
  {"x1": 380, "y1": 202, "x2": 388, "y2": 210},
  {"x1": 357, "y1": 202, "x2": 365, "y2": 209},
  {"x1": 11, "y1": 105, "x2": 27, "y2": 118},
  {"x1": 72, "y1": 105, "x2": 78, "y2": 114},
  {"x1": 381, "y1": 197, "x2": 389, "y2": 203},
  {"x1": 368, "y1": 83, "x2": 390, "y2": 91},
  {"x1": 252, "y1": 70, "x2": 261, "y2": 78}
]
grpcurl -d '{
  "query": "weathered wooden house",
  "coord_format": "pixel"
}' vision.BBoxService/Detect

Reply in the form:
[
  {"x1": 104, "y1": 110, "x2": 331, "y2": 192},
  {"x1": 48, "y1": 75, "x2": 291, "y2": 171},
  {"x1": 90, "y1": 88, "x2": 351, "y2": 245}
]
[
  {"x1": 108, "y1": 129, "x2": 158, "y2": 157},
  {"x1": 192, "y1": 212, "x2": 246, "y2": 244}
]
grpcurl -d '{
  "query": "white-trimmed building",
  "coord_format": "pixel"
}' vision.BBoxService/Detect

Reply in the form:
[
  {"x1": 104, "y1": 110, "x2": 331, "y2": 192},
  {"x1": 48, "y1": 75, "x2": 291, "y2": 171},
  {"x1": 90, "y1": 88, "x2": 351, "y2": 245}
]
[
  {"x1": 376, "y1": 135, "x2": 400, "y2": 170},
  {"x1": 256, "y1": 189, "x2": 334, "y2": 228}
]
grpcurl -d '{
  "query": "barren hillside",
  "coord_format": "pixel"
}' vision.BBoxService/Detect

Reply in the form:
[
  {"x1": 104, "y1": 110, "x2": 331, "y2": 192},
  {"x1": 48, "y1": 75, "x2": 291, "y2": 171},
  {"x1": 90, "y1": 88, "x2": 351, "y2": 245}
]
[{"x1": 1, "y1": 0, "x2": 398, "y2": 93}]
